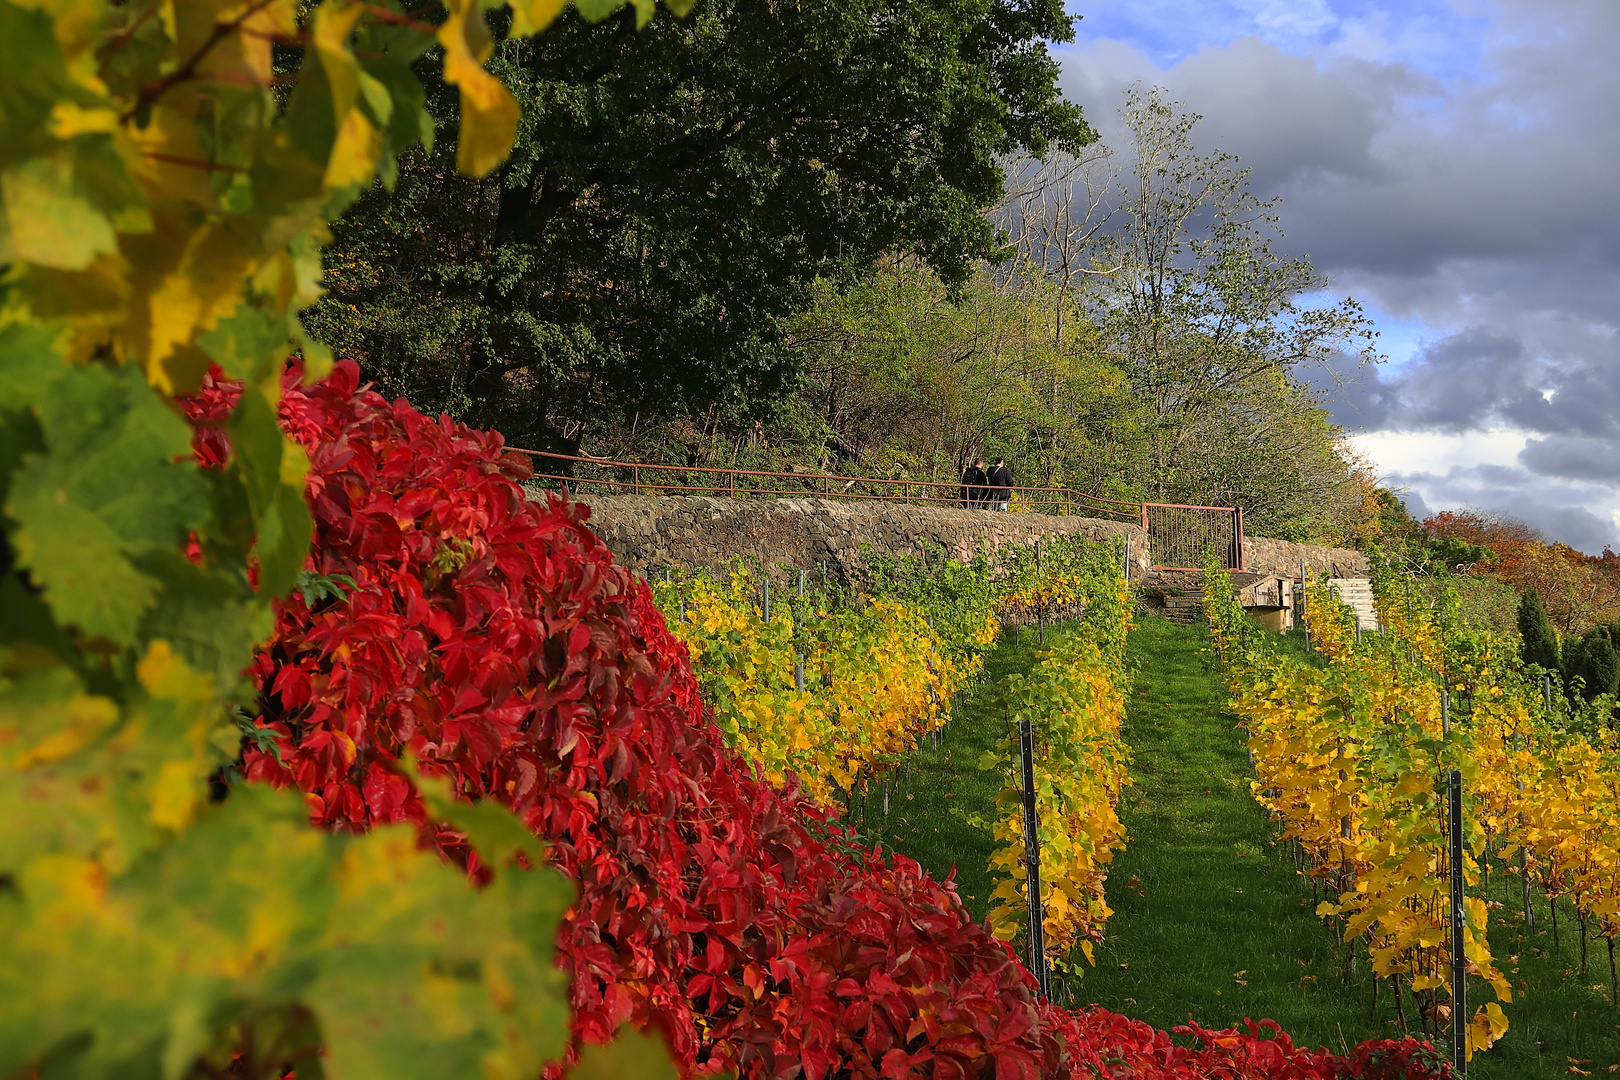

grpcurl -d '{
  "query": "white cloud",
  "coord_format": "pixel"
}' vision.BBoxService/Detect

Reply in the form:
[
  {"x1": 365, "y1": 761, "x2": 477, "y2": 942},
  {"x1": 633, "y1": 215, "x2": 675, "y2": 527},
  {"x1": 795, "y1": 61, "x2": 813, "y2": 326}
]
[{"x1": 1349, "y1": 427, "x2": 1528, "y2": 478}]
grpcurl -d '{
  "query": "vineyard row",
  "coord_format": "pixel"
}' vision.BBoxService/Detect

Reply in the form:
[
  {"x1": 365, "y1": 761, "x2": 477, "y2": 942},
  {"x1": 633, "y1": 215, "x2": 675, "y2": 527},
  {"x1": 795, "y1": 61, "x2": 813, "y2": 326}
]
[
  {"x1": 650, "y1": 538, "x2": 1134, "y2": 975},
  {"x1": 1205, "y1": 552, "x2": 1620, "y2": 1063}
]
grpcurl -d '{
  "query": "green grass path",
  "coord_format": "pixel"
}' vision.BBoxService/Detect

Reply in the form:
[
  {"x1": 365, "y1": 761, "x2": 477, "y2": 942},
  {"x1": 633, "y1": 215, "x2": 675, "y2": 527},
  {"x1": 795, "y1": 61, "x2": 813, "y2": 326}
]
[
  {"x1": 865, "y1": 615, "x2": 1620, "y2": 1077},
  {"x1": 1075, "y1": 616, "x2": 1386, "y2": 1049}
]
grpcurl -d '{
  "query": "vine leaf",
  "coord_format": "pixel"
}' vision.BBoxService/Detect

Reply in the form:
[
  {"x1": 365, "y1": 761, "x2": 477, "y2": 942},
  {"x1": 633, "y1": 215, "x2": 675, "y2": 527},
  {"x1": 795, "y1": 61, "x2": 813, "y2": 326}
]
[
  {"x1": 6, "y1": 363, "x2": 208, "y2": 644},
  {"x1": 438, "y1": 0, "x2": 520, "y2": 178},
  {"x1": 508, "y1": 0, "x2": 569, "y2": 38},
  {"x1": 567, "y1": 1028, "x2": 681, "y2": 1080}
]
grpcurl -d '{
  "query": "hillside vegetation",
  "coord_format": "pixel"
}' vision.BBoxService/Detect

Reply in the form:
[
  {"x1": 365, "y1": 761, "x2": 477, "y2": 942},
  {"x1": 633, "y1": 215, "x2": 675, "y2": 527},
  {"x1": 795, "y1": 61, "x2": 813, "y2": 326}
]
[{"x1": 316, "y1": 70, "x2": 1389, "y2": 546}]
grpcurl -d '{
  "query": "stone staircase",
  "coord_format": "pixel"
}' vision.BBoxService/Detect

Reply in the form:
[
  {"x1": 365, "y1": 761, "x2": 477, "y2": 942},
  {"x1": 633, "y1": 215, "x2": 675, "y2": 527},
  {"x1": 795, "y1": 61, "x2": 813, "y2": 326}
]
[
  {"x1": 1161, "y1": 592, "x2": 1206, "y2": 625},
  {"x1": 1139, "y1": 569, "x2": 1311, "y2": 628},
  {"x1": 1140, "y1": 569, "x2": 1207, "y2": 625}
]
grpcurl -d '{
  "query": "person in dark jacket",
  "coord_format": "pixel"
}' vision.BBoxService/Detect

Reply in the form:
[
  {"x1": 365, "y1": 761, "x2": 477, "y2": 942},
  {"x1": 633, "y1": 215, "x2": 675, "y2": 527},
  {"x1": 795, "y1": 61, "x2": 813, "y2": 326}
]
[
  {"x1": 987, "y1": 458, "x2": 1013, "y2": 510},
  {"x1": 960, "y1": 458, "x2": 988, "y2": 508}
]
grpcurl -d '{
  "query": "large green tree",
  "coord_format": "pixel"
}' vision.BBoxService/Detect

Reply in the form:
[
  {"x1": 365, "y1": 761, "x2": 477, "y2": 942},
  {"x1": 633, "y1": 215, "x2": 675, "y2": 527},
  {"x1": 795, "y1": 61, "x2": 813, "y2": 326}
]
[
  {"x1": 307, "y1": 0, "x2": 1090, "y2": 450},
  {"x1": 1071, "y1": 87, "x2": 1382, "y2": 526},
  {"x1": 775, "y1": 259, "x2": 1373, "y2": 540}
]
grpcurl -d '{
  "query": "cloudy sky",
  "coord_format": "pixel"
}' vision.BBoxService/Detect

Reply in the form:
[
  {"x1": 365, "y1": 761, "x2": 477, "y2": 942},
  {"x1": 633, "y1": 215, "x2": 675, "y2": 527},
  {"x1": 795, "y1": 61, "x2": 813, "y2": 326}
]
[{"x1": 1052, "y1": 0, "x2": 1620, "y2": 552}]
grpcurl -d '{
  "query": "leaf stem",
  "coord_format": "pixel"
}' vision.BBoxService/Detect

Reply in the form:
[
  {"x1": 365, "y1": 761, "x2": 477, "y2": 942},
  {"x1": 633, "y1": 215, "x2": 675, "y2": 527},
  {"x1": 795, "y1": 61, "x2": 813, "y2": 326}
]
[{"x1": 121, "y1": 0, "x2": 283, "y2": 122}]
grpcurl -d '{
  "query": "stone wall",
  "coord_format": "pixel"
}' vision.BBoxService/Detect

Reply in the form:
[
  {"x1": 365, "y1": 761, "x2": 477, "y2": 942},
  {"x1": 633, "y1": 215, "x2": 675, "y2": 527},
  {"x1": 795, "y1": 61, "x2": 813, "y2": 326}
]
[
  {"x1": 550, "y1": 491, "x2": 1151, "y2": 581},
  {"x1": 1242, "y1": 535, "x2": 1368, "y2": 579},
  {"x1": 537, "y1": 490, "x2": 1370, "y2": 584}
]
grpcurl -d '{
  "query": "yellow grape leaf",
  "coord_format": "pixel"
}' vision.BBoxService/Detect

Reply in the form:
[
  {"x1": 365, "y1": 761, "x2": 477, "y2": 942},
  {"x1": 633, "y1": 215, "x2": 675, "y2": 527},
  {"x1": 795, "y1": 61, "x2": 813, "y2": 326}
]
[
  {"x1": 125, "y1": 96, "x2": 227, "y2": 210},
  {"x1": 0, "y1": 658, "x2": 119, "y2": 770},
  {"x1": 235, "y1": 0, "x2": 299, "y2": 84},
  {"x1": 148, "y1": 758, "x2": 201, "y2": 832},
  {"x1": 310, "y1": 0, "x2": 384, "y2": 189},
  {"x1": 312, "y1": 0, "x2": 367, "y2": 107},
  {"x1": 141, "y1": 217, "x2": 259, "y2": 393},
  {"x1": 1392, "y1": 770, "x2": 1431, "y2": 797},
  {"x1": 1466, "y1": 1001, "x2": 1509, "y2": 1057},
  {"x1": 438, "y1": 0, "x2": 521, "y2": 177},
  {"x1": 134, "y1": 640, "x2": 220, "y2": 818},
  {"x1": 324, "y1": 99, "x2": 382, "y2": 190},
  {"x1": 46, "y1": 101, "x2": 118, "y2": 139},
  {"x1": 508, "y1": 0, "x2": 569, "y2": 37},
  {"x1": 8, "y1": 253, "x2": 131, "y2": 364},
  {"x1": 1, "y1": 153, "x2": 118, "y2": 270}
]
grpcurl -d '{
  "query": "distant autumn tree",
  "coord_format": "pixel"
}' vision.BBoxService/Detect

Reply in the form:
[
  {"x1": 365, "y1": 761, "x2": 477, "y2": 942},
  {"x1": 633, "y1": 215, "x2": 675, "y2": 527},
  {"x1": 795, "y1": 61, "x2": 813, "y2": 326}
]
[{"x1": 1426, "y1": 509, "x2": 1620, "y2": 634}]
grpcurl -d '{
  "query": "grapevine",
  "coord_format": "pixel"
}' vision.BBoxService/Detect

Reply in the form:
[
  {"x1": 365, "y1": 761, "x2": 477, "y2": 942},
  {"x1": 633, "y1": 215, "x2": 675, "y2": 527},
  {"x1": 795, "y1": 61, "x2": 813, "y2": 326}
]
[
  {"x1": 978, "y1": 539, "x2": 1134, "y2": 975},
  {"x1": 651, "y1": 537, "x2": 1137, "y2": 971},
  {"x1": 653, "y1": 565, "x2": 976, "y2": 803},
  {"x1": 984, "y1": 630, "x2": 1131, "y2": 969},
  {"x1": 1205, "y1": 547, "x2": 1620, "y2": 1061}
]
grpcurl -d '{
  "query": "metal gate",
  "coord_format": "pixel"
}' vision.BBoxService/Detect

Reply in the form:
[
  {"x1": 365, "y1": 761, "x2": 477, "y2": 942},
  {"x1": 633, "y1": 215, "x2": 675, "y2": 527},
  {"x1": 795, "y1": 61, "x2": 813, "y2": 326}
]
[{"x1": 1143, "y1": 503, "x2": 1244, "y2": 571}]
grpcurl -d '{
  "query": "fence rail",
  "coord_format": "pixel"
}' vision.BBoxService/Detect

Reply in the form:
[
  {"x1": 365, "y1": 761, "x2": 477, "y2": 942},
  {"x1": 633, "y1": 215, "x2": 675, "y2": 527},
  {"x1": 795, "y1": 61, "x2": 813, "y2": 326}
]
[
  {"x1": 511, "y1": 448, "x2": 1145, "y2": 522},
  {"x1": 511, "y1": 449, "x2": 1246, "y2": 570}
]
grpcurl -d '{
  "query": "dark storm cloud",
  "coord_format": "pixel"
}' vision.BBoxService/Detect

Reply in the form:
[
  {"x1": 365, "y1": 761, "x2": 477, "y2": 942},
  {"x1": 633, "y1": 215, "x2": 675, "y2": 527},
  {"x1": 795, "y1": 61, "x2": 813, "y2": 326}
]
[
  {"x1": 1520, "y1": 437, "x2": 1620, "y2": 485},
  {"x1": 1321, "y1": 325, "x2": 1620, "y2": 444},
  {"x1": 1062, "y1": 3, "x2": 1620, "y2": 279},
  {"x1": 1395, "y1": 330, "x2": 1535, "y2": 432},
  {"x1": 1056, "y1": 0, "x2": 1620, "y2": 550}
]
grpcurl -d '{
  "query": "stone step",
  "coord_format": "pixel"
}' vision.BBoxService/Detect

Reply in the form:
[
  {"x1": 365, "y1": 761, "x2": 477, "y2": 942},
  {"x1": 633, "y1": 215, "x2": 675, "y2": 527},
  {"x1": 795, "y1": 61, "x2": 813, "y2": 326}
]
[{"x1": 1161, "y1": 595, "x2": 1205, "y2": 625}]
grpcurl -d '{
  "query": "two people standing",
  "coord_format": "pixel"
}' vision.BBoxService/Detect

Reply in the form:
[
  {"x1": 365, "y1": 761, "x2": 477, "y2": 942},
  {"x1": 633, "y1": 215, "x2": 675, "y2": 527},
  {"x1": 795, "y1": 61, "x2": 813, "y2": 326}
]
[{"x1": 959, "y1": 457, "x2": 1013, "y2": 510}]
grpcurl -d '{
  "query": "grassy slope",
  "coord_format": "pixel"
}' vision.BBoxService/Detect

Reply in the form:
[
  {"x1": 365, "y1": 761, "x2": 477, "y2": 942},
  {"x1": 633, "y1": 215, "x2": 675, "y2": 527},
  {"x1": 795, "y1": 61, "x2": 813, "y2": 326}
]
[{"x1": 863, "y1": 615, "x2": 1620, "y2": 1077}]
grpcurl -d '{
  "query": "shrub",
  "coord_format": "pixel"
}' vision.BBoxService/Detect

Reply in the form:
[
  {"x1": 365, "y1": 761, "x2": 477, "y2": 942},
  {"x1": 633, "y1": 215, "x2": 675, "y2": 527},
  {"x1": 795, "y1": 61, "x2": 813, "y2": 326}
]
[{"x1": 1565, "y1": 626, "x2": 1620, "y2": 702}]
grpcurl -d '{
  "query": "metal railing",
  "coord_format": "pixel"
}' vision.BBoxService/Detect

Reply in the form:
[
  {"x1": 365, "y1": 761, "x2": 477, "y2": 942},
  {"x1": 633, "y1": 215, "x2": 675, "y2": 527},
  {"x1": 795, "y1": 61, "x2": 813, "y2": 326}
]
[
  {"x1": 1142, "y1": 503, "x2": 1244, "y2": 571},
  {"x1": 510, "y1": 448, "x2": 1145, "y2": 522},
  {"x1": 511, "y1": 449, "x2": 1246, "y2": 570}
]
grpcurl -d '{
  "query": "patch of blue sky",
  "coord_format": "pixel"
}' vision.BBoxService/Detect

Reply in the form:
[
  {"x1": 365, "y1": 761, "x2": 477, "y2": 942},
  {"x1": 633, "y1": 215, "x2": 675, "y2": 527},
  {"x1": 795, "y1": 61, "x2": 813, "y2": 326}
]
[
  {"x1": 1357, "y1": 306, "x2": 1434, "y2": 373},
  {"x1": 1067, "y1": 0, "x2": 1493, "y2": 84},
  {"x1": 1291, "y1": 289, "x2": 1434, "y2": 371}
]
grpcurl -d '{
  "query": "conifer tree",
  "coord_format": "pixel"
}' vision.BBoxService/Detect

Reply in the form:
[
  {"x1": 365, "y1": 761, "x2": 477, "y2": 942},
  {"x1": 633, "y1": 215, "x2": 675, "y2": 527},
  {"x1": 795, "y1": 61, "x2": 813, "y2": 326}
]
[{"x1": 1518, "y1": 587, "x2": 1561, "y2": 673}]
